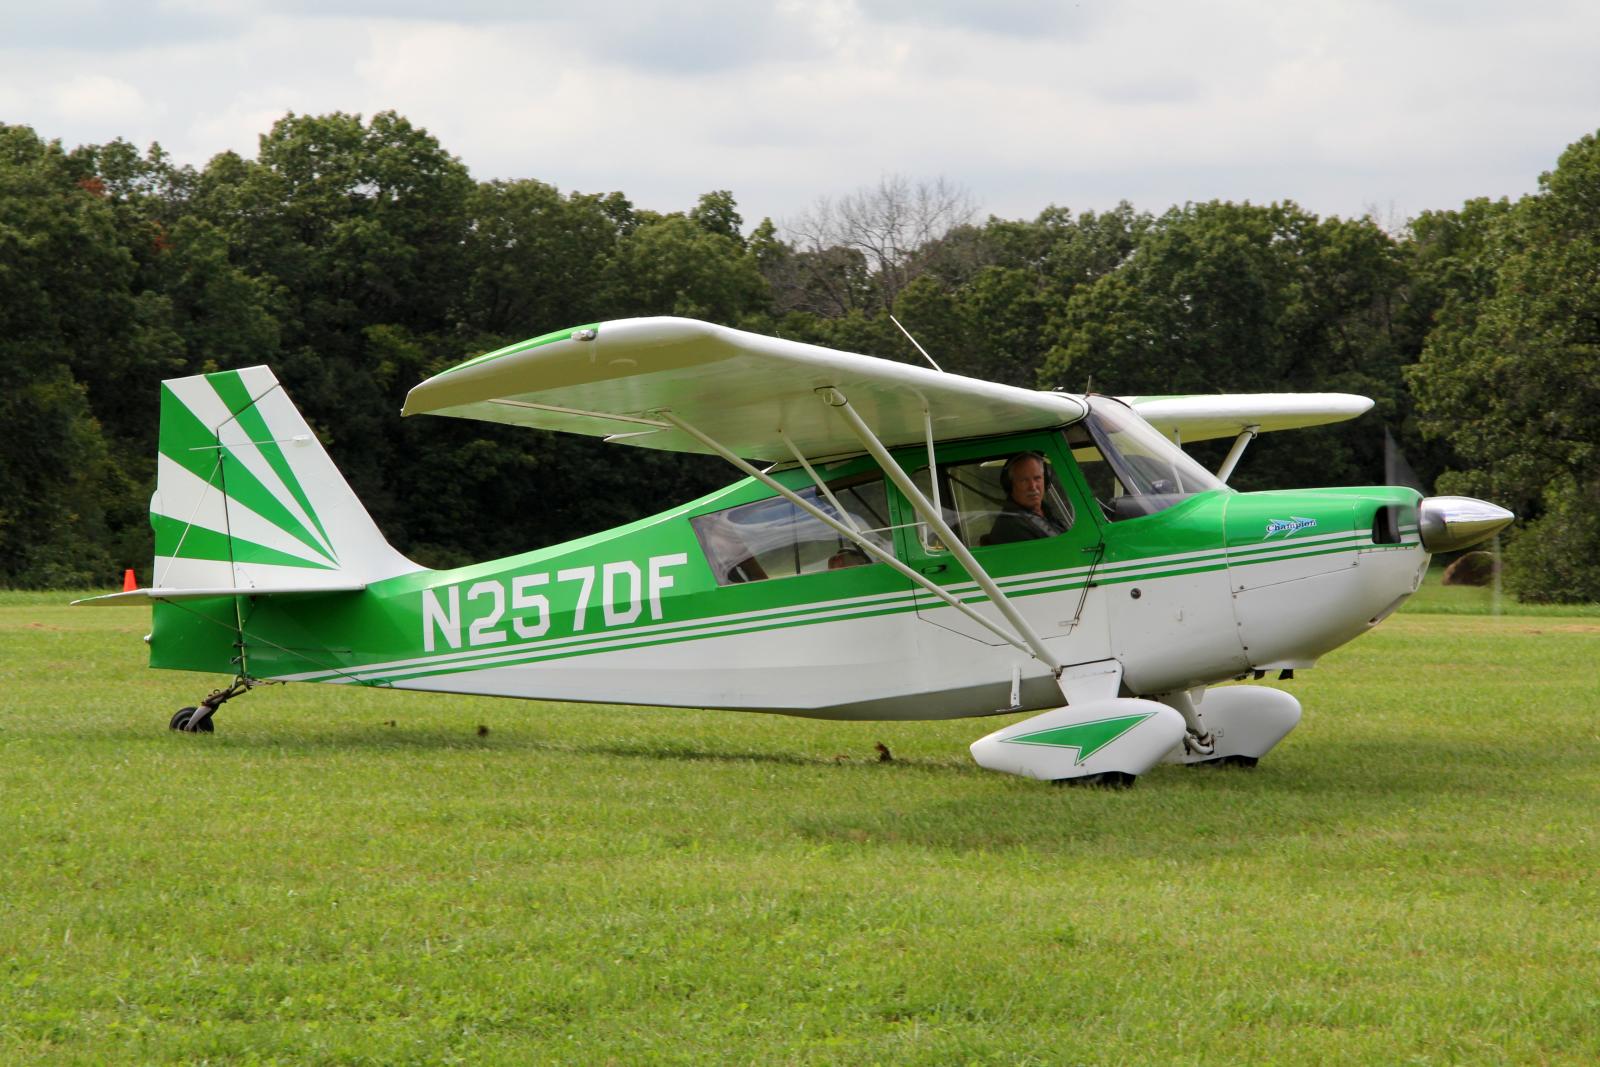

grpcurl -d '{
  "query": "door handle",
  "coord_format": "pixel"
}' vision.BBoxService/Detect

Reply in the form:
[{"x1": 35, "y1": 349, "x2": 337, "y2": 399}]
[{"x1": 921, "y1": 563, "x2": 948, "y2": 574}]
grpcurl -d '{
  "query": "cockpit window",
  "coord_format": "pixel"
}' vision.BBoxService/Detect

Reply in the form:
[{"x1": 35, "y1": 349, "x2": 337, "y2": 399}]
[
  {"x1": 911, "y1": 453, "x2": 1074, "y2": 551},
  {"x1": 1069, "y1": 398, "x2": 1228, "y2": 520},
  {"x1": 691, "y1": 472, "x2": 892, "y2": 585}
]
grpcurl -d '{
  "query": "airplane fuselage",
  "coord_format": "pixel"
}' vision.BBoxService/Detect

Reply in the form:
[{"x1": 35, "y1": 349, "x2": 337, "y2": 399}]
[
  {"x1": 122, "y1": 324, "x2": 1511, "y2": 780},
  {"x1": 151, "y1": 429, "x2": 1428, "y2": 722}
]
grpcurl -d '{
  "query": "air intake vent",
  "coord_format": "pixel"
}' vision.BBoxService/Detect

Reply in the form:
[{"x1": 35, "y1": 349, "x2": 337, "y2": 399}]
[{"x1": 1372, "y1": 505, "x2": 1402, "y2": 545}]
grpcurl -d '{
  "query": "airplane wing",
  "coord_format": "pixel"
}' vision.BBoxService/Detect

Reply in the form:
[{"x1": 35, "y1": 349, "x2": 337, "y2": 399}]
[
  {"x1": 1122, "y1": 393, "x2": 1374, "y2": 443},
  {"x1": 402, "y1": 317, "x2": 1088, "y2": 462}
]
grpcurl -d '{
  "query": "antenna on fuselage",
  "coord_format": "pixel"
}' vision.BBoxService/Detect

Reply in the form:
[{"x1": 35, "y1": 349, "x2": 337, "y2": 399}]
[{"x1": 889, "y1": 315, "x2": 944, "y2": 373}]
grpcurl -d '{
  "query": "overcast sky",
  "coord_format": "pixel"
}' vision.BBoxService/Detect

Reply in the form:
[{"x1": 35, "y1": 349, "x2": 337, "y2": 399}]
[{"x1": 5, "y1": 1, "x2": 1598, "y2": 231}]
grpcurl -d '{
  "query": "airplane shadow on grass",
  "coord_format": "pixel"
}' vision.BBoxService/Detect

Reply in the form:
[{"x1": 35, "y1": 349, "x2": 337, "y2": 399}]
[
  {"x1": 147, "y1": 722, "x2": 1551, "y2": 792},
  {"x1": 787, "y1": 735, "x2": 1567, "y2": 855},
  {"x1": 156, "y1": 722, "x2": 961, "y2": 773},
  {"x1": 140, "y1": 721, "x2": 1559, "y2": 856}
]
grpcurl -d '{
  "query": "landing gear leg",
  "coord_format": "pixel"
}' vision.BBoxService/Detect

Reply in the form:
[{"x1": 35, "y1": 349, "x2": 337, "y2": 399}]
[
  {"x1": 1159, "y1": 689, "x2": 1215, "y2": 757},
  {"x1": 169, "y1": 677, "x2": 252, "y2": 733},
  {"x1": 1160, "y1": 686, "x2": 1303, "y2": 767}
]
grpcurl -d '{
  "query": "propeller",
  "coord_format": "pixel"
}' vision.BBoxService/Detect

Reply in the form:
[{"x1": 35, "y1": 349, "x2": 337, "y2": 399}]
[{"x1": 1388, "y1": 427, "x2": 1514, "y2": 609}]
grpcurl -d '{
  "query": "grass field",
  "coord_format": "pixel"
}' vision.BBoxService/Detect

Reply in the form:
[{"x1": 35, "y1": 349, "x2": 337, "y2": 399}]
[{"x1": 3, "y1": 573, "x2": 1598, "y2": 1064}]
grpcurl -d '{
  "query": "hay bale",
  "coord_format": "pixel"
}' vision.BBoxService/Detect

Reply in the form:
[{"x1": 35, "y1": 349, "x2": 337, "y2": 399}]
[{"x1": 1442, "y1": 550, "x2": 1500, "y2": 586}]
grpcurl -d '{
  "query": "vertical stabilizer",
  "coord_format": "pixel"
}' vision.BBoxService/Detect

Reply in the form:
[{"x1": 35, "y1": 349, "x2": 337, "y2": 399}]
[{"x1": 150, "y1": 366, "x2": 420, "y2": 593}]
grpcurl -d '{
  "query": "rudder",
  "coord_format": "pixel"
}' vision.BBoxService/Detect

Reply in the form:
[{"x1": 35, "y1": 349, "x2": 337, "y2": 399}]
[{"x1": 149, "y1": 366, "x2": 419, "y2": 595}]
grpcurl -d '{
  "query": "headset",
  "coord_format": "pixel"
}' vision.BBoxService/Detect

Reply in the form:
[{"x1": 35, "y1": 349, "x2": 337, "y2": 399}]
[{"x1": 999, "y1": 451, "x2": 1048, "y2": 493}]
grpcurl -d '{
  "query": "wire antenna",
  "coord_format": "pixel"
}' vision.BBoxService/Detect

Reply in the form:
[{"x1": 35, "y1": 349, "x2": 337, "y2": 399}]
[{"x1": 889, "y1": 315, "x2": 944, "y2": 373}]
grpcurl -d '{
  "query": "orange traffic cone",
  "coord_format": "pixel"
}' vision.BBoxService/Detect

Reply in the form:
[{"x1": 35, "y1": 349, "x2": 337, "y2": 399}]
[{"x1": 123, "y1": 568, "x2": 137, "y2": 592}]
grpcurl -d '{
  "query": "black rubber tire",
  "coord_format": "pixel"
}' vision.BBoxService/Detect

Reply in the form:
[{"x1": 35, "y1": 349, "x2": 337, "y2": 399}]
[
  {"x1": 169, "y1": 707, "x2": 215, "y2": 733},
  {"x1": 1054, "y1": 771, "x2": 1137, "y2": 789},
  {"x1": 1187, "y1": 754, "x2": 1257, "y2": 769}
]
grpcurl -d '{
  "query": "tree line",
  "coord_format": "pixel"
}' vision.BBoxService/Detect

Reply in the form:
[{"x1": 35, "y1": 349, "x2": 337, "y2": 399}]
[{"x1": 2, "y1": 113, "x2": 1596, "y2": 601}]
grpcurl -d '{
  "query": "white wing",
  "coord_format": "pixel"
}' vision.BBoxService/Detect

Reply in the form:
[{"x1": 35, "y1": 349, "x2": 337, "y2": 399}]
[
  {"x1": 1123, "y1": 393, "x2": 1374, "y2": 443},
  {"x1": 403, "y1": 317, "x2": 1088, "y2": 462}
]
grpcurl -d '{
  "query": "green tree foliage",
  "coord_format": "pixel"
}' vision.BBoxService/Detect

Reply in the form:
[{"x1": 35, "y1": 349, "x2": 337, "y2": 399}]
[
  {"x1": 0, "y1": 126, "x2": 139, "y2": 584},
  {"x1": 1039, "y1": 201, "x2": 1414, "y2": 490},
  {"x1": 6, "y1": 113, "x2": 1600, "y2": 593},
  {"x1": 896, "y1": 205, "x2": 1152, "y2": 385},
  {"x1": 463, "y1": 180, "x2": 625, "y2": 336},
  {"x1": 437, "y1": 183, "x2": 738, "y2": 564},
  {"x1": 186, "y1": 111, "x2": 477, "y2": 550},
  {"x1": 606, "y1": 212, "x2": 767, "y2": 321},
  {"x1": 762, "y1": 204, "x2": 1150, "y2": 385},
  {"x1": 780, "y1": 176, "x2": 977, "y2": 316},
  {"x1": 1410, "y1": 132, "x2": 1600, "y2": 601},
  {"x1": 689, "y1": 190, "x2": 745, "y2": 246},
  {"x1": 0, "y1": 370, "x2": 122, "y2": 587}
]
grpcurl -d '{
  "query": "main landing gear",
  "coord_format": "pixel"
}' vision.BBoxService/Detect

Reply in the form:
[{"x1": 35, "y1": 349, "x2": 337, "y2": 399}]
[
  {"x1": 969, "y1": 687, "x2": 1306, "y2": 784},
  {"x1": 169, "y1": 677, "x2": 254, "y2": 733},
  {"x1": 1158, "y1": 686, "x2": 1303, "y2": 769}
]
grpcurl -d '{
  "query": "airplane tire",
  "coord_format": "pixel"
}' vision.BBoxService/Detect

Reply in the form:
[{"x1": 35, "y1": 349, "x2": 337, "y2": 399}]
[
  {"x1": 1187, "y1": 754, "x2": 1257, "y2": 769},
  {"x1": 169, "y1": 707, "x2": 214, "y2": 733},
  {"x1": 1054, "y1": 771, "x2": 1137, "y2": 789}
]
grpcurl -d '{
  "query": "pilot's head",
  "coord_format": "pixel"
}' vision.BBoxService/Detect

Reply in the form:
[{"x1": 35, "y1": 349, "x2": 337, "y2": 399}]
[{"x1": 1002, "y1": 453, "x2": 1047, "y2": 515}]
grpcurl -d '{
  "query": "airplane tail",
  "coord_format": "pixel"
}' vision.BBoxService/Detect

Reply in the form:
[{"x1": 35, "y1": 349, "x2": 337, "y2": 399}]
[{"x1": 81, "y1": 365, "x2": 421, "y2": 603}]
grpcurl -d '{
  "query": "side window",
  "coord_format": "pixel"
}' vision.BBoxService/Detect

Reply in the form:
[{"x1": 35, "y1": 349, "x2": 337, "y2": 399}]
[
  {"x1": 911, "y1": 452, "x2": 1075, "y2": 552},
  {"x1": 691, "y1": 473, "x2": 892, "y2": 585}
]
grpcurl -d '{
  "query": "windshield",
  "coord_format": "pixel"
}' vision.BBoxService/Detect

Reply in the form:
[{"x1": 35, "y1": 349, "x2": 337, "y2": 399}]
[{"x1": 1068, "y1": 397, "x2": 1229, "y2": 520}]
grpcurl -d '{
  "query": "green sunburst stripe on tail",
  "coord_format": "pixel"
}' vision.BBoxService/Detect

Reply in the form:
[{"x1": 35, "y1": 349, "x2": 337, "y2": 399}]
[
  {"x1": 158, "y1": 383, "x2": 335, "y2": 565},
  {"x1": 206, "y1": 370, "x2": 335, "y2": 561},
  {"x1": 158, "y1": 384, "x2": 228, "y2": 483},
  {"x1": 152, "y1": 514, "x2": 337, "y2": 570}
]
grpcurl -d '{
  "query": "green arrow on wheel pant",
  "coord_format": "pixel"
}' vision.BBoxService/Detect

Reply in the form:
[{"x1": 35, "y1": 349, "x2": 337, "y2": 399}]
[{"x1": 1000, "y1": 713, "x2": 1155, "y2": 765}]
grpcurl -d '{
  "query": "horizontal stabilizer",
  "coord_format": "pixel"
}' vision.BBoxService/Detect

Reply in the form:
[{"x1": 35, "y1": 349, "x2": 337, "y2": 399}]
[{"x1": 72, "y1": 581, "x2": 366, "y2": 607}]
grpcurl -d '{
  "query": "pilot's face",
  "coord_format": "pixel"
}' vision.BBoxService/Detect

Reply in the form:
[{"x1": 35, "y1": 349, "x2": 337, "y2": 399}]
[{"x1": 1009, "y1": 457, "x2": 1046, "y2": 515}]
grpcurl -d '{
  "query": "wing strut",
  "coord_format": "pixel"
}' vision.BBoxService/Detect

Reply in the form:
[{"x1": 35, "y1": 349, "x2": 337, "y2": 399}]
[
  {"x1": 1215, "y1": 425, "x2": 1259, "y2": 484},
  {"x1": 657, "y1": 412, "x2": 1038, "y2": 655},
  {"x1": 820, "y1": 388, "x2": 1064, "y2": 674},
  {"x1": 779, "y1": 431, "x2": 863, "y2": 535}
]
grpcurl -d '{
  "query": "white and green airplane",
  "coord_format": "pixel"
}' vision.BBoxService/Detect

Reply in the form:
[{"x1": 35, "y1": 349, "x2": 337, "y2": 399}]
[{"x1": 78, "y1": 317, "x2": 1513, "y2": 785}]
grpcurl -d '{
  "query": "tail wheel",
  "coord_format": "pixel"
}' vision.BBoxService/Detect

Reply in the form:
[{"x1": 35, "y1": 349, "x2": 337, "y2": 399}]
[{"x1": 169, "y1": 707, "x2": 215, "y2": 733}]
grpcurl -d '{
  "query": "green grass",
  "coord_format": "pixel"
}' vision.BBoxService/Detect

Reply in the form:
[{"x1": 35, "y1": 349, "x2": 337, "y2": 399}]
[
  {"x1": 2, "y1": 584, "x2": 1597, "y2": 1064},
  {"x1": 1403, "y1": 566, "x2": 1600, "y2": 616}
]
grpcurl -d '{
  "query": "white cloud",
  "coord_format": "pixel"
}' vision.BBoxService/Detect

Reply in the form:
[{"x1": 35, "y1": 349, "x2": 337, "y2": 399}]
[
  {"x1": 49, "y1": 75, "x2": 152, "y2": 124},
  {"x1": 0, "y1": 0, "x2": 1596, "y2": 227},
  {"x1": 5, "y1": 0, "x2": 243, "y2": 51}
]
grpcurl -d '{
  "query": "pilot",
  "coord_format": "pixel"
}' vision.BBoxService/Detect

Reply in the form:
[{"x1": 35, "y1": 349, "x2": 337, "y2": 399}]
[{"x1": 985, "y1": 452, "x2": 1069, "y2": 544}]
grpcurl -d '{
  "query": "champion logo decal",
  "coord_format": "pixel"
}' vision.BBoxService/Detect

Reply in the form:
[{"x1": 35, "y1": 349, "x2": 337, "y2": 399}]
[{"x1": 1264, "y1": 516, "x2": 1318, "y2": 539}]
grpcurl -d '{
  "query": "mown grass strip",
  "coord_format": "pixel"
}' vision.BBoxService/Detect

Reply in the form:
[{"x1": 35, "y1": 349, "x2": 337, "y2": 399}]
[{"x1": 1, "y1": 582, "x2": 1595, "y2": 1064}]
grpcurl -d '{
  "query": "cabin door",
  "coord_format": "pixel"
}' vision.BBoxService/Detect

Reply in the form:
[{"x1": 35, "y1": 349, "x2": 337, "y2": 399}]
[{"x1": 894, "y1": 435, "x2": 1112, "y2": 664}]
